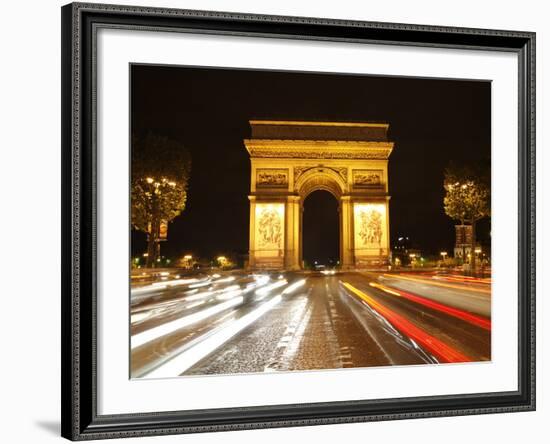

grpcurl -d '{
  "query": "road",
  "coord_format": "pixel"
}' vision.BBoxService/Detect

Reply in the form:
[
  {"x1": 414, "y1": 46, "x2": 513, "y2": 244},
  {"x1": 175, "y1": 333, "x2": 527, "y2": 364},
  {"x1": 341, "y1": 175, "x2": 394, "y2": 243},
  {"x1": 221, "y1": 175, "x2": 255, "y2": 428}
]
[{"x1": 130, "y1": 269, "x2": 491, "y2": 378}]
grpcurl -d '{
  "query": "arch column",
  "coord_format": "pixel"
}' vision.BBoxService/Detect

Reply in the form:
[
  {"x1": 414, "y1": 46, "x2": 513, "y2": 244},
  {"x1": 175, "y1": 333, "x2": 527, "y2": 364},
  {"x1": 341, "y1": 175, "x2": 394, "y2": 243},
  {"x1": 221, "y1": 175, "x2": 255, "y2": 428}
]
[
  {"x1": 340, "y1": 195, "x2": 354, "y2": 269},
  {"x1": 284, "y1": 195, "x2": 301, "y2": 270},
  {"x1": 247, "y1": 196, "x2": 257, "y2": 269}
]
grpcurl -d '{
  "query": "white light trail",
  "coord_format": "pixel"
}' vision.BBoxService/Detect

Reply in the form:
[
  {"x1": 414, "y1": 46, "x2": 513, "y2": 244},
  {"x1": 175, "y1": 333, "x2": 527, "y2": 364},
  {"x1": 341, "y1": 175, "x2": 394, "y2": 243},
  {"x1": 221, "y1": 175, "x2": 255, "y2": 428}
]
[
  {"x1": 184, "y1": 300, "x2": 206, "y2": 310},
  {"x1": 188, "y1": 280, "x2": 212, "y2": 289},
  {"x1": 153, "y1": 278, "x2": 199, "y2": 287},
  {"x1": 255, "y1": 279, "x2": 287, "y2": 296},
  {"x1": 282, "y1": 279, "x2": 307, "y2": 295},
  {"x1": 130, "y1": 312, "x2": 151, "y2": 324},
  {"x1": 145, "y1": 294, "x2": 283, "y2": 378},
  {"x1": 254, "y1": 275, "x2": 270, "y2": 286},
  {"x1": 131, "y1": 277, "x2": 202, "y2": 297},
  {"x1": 131, "y1": 296, "x2": 244, "y2": 349},
  {"x1": 213, "y1": 276, "x2": 235, "y2": 284},
  {"x1": 216, "y1": 289, "x2": 243, "y2": 301},
  {"x1": 131, "y1": 285, "x2": 164, "y2": 295},
  {"x1": 184, "y1": 290, "x2": 214, "y2": 301}
]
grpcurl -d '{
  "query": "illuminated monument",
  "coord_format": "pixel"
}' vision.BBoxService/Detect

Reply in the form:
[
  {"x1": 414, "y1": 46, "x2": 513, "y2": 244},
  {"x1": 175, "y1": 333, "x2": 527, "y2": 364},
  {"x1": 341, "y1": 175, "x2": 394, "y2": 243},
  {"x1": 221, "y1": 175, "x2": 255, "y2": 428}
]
[{"x1": 244, "y1": 120, "x2": 394, "y2": 270}]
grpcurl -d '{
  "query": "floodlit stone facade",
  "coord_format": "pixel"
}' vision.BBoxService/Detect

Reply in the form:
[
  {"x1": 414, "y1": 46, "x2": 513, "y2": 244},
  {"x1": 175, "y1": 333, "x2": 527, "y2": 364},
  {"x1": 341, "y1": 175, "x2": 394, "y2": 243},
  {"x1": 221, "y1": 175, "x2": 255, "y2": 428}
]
[{"x1": 244, "y1": 120, "x2": 394, "y2": 270}]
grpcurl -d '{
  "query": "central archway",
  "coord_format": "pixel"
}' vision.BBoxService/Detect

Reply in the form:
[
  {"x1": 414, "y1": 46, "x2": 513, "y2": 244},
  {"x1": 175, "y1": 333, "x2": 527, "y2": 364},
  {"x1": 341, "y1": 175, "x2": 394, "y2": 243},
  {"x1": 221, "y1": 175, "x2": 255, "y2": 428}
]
[
  {"x1": 302, "y1": 190, "x2": 340, "y2": 268},
  {"x1": 296, "y1": 169, "x2": 346, "y2": 269}
]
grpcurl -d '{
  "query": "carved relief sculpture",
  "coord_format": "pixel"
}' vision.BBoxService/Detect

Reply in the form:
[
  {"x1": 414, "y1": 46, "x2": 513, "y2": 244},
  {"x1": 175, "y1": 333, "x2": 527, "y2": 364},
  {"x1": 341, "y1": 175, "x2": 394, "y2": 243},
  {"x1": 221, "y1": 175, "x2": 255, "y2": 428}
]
[
  {"x1": 257, "y1": 207, "x2": 283, "y2": 249},
  {"x1": 256, "y1": 169, "x2": 288, "y2": 188},
  {"x1": 353, "y1": 169, "x2": 383, "y2": 187},
  {"x1": 357, "y1": 208, "x2": 383, "y2": 246}
]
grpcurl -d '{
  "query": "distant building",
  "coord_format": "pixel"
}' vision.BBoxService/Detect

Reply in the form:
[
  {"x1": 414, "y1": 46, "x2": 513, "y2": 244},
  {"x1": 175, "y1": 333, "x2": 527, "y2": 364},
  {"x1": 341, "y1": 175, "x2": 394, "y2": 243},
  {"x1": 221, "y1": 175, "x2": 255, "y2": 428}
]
[
  {"x1": 392, "y1": 236, "x2": 421, "y2": 266},
  {"x1": 453, "y1": 224, "x2": 489, "y2": 263}
]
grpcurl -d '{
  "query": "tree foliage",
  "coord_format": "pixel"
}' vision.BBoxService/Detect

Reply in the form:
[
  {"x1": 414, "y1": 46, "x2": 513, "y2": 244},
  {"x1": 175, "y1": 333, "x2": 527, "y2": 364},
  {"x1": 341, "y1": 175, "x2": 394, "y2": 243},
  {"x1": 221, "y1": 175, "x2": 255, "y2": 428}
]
[
  {"x1": 131, "y1": 133, "x2": 191, "y2": 267},
  {"x1": 443, "y1": 162, "x2": 490, "y2": 273},
  {"x1": 443, "y1": 163, "x2": 490, "y2": 224}
]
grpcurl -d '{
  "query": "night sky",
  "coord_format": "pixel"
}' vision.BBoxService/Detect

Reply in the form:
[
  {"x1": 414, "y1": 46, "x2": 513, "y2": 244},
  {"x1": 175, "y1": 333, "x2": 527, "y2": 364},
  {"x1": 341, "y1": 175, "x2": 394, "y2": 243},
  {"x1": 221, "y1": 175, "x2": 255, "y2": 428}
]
[{"x1": 131, "y1": 64, "x2": 491, "y2": 262}]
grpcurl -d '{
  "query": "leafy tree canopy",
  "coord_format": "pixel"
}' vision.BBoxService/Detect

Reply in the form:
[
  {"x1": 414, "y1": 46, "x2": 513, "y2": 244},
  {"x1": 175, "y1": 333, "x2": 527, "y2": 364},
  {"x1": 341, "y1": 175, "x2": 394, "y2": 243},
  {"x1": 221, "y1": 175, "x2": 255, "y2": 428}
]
[
  {"x1": 443, "y1": 162, "x2": 490, "y2": 224},
  {"x1": 131, "y1": 133, "x2": 191, "y2": 266}
]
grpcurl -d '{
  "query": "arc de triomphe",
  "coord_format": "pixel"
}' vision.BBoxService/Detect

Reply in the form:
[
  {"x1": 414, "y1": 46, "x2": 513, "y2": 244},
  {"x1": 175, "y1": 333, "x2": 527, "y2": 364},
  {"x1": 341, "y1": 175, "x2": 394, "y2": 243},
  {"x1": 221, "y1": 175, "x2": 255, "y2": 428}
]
[{"x1": 244, "y1": 120, "x2": 394, "y2": 270}]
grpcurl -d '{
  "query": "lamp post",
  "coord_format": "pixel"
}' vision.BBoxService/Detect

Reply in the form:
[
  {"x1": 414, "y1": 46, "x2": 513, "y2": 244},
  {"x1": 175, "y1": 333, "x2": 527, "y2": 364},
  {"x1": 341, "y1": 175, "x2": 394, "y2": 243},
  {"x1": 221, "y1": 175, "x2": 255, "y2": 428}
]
[
  {"x1": 143, "y1": 176, "x2": 177, "y2": 268},
  {"x1": 217, "y1": 256, "x2": 228, "y2": 268}
]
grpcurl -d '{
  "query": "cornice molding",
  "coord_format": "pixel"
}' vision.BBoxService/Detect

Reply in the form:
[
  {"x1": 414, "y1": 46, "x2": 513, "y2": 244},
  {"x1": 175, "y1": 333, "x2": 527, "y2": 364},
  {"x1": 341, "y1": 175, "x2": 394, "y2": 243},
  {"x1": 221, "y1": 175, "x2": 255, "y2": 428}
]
[{"x1": 245, "y1": 139, "x2": 394, "y2": 160}]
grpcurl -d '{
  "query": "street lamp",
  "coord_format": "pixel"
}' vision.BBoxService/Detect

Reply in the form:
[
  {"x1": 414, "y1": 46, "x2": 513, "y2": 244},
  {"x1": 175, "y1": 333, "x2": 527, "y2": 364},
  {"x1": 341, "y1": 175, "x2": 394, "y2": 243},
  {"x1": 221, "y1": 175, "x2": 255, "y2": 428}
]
[{"x1": 182, "y1": 254, "x2": 193, "y2": 269}]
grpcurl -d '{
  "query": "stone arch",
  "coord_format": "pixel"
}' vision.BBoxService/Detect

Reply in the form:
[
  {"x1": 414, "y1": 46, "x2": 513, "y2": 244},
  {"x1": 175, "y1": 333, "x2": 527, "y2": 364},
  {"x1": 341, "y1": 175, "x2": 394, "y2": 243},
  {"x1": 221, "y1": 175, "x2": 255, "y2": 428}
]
[
  {"x1": 294, "y1": 168, "x2": 347, "y2": 269},
  {"x1": 244, "y1": 120, "x2": 394, "y2": 270},
  {"x1": 295, "y1": 167, "x2": 347, "y2": 199}
]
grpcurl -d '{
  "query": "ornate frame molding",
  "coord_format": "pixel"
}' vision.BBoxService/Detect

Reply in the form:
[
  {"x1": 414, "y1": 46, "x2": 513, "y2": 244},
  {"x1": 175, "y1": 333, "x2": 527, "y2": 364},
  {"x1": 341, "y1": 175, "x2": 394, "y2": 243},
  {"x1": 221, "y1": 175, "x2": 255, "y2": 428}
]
[{"x1": 61, "y1": 2, "x2": 535, "y2": 440}]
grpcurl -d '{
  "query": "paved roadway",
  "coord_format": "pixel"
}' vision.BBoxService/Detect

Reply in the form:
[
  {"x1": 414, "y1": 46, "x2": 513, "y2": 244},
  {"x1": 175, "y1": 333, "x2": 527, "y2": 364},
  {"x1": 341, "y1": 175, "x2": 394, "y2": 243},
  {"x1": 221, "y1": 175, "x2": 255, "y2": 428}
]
[{"x1": 130, "y1": 269, "x2": 491, "y2": 378}]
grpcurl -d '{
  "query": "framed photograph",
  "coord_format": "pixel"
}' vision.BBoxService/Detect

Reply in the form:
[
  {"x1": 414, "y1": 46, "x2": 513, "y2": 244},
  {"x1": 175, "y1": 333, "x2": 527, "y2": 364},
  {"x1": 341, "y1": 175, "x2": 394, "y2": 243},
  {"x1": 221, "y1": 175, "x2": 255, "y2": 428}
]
[{"x1": 61, "y1": 2, "x2": 535, "y2": 440}]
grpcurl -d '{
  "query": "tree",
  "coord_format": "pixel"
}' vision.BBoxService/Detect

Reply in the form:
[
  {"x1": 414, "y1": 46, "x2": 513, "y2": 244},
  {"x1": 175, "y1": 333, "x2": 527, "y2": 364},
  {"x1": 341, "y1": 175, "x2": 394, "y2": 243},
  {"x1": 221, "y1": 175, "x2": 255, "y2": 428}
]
[
  {"x1": 443, "y1": 163, "x2": 490, "y2": 274},
  {"x1": 131, "y1": 133, "x2": 191, "y2": 268}
]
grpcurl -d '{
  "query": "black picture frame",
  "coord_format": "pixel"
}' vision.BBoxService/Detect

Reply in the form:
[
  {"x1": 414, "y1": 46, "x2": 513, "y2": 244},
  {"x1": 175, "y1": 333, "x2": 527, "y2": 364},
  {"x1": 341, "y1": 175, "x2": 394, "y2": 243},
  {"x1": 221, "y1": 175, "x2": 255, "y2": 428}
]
[{"x1": 61, "y1": 2, "x2": 536, "y2": 440}]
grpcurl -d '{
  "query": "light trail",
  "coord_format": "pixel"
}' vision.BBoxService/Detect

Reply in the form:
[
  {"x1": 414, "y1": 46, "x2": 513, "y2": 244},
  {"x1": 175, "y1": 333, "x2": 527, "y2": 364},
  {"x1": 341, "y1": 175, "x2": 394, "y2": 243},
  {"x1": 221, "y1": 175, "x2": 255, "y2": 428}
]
[
  {"x1": 369, "y1": 282, "x2": 491, "y2": 331},
  {"x1": 212, "y1": 276, "x2": 236, "y2": 284},
  {"x1": 130, "y1": 312, "x2": 151, "y2": 324},
  {"x1": 434, "y1": 275, "x2": 491, "y2": 285},
  {"x1": 342, "y1": 282, "x2": 472, "y2": 363},
  {"x1": 132, "y1": 278, "x2": 200, "y2": 295},
  {"x1": 152, "y1": 278, "x2": 199, "y2": 288},
  {"x1": 131, "y1": 296, "x2": 244, "y2": 349},
  {"x1": 145, "y1": 294, "x2": 283, "y2": 378},
  {"x1": 256, "y1": 279, "x2": 287, "y2": 296},
  {"x1": 369, "y1": 282, "x2": 401, "y2": 296},
  {"x1": 383, "y1": 273, "x2": 491, "y2": 295},
  {"x1": 282, "y1": 279, "x2": 307, "y2": 295}
]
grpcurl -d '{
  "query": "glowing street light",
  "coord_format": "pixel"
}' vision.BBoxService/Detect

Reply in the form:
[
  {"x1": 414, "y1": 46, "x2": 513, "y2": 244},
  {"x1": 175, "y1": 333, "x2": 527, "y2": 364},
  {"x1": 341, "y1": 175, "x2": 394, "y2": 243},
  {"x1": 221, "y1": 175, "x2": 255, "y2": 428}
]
[{"x1": 217, "y1": 256, "x2": 229, "y2": 268}]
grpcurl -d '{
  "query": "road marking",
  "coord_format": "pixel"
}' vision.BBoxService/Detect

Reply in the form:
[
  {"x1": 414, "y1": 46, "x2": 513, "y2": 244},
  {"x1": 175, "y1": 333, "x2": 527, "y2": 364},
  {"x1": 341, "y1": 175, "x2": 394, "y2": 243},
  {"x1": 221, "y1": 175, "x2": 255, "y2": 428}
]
[
  {"x1": 382, "y1": 274, "x2": 491, "y2": 295},
  {"x1": 131, "y1": 296, "x2": 244, "y2": 349},
  {"x1": 145, "y1": 294, "x2": 283, "y2": 378},
  {"x1": 265, "y1": 298, "x2": 311, "y2": 372},
  {"x1": 265, "y1": 286, "x2": 310, "y2": 371},
  {"x1": 342, "y1": 282, "x2": 472, "y2": 363}
]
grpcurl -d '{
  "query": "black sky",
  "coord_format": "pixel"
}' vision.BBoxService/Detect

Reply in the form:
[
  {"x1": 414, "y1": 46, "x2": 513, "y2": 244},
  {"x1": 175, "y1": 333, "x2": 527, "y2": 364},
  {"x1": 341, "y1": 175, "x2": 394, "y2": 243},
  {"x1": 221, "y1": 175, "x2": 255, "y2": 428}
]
[{"x1": 131, "y1": 64, "x2": 491, "y2": 260}]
